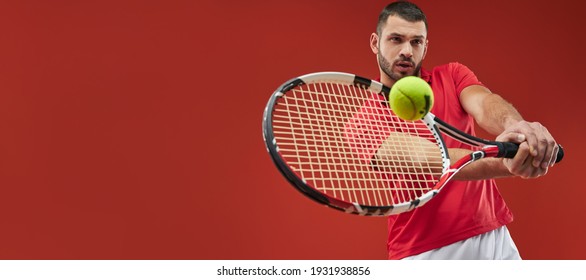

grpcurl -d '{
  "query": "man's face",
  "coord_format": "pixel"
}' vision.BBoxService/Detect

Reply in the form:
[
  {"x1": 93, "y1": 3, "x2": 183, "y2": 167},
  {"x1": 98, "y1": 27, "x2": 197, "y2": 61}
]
[{"x1": 371, "y1": 15, "x2": 428, "y2": 84}]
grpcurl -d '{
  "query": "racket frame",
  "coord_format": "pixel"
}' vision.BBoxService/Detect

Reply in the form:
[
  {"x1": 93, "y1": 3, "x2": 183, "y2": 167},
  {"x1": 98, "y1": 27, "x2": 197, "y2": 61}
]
[{"x1": 263, "y1": 72, "x2": 457, "y2": 216}]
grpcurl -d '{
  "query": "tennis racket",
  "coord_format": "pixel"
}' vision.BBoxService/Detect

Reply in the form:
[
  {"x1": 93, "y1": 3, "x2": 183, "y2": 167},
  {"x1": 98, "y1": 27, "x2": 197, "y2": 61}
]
[{"x1": 262, "y1": 72, "x2": 564, "y2": 216}]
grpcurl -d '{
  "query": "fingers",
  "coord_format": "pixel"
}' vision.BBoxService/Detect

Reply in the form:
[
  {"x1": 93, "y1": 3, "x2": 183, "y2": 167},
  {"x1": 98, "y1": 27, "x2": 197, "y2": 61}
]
[
  {"x1": 495, "y1": 131, "x2": 526, "y2": 143},
  {"x1": 500, "y1": 121, "x2": 557, "y2": 171},
  {"x1": 504, "y1": 141, "x2": 530, "y2": 174},
  {"x1": 525, "y1": 124, "x2": 556, "y2": 169},
  {"x1": 503, "y1": 142, "x2": 549, "y2": 179}
]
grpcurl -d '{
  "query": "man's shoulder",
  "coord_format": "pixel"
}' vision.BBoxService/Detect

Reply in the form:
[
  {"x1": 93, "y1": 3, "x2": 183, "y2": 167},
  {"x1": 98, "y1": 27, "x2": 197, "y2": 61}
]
[
  {"x1": 423, "y1": 62, "x2": 475, "y2": 79},
  {"x1": 428, "y1": 62, "x2": 468, "y2": 72}
]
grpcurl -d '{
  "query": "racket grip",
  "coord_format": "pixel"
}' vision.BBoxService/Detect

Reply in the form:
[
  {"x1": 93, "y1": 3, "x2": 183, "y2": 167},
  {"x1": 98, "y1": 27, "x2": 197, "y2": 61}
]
[{"x1": 497, "y1": 142, "x2": 564, "y2": 163}]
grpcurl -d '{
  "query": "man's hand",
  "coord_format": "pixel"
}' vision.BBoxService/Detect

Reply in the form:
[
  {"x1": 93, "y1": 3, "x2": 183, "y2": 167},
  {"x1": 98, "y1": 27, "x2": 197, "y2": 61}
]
[{"x1": 496, "y1": 121, "x2": 558, "y2": 178}]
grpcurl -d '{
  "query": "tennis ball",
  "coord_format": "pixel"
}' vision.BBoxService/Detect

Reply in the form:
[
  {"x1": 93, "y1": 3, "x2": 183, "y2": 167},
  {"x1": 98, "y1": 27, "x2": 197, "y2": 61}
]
[{"x1": 388, "y1": 76, "x2": 434, "y2": 121}]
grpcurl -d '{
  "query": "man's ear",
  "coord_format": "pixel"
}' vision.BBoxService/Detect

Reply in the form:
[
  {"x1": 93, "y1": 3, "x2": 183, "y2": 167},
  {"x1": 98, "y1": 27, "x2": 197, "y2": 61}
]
[{"x1": 370, "y1": 33, "x2": 379, "y2": 54}]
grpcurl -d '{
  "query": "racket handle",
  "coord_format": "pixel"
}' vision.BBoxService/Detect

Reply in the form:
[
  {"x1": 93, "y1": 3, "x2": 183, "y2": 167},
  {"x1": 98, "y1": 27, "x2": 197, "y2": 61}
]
[{"x1": 497, "y1": 142, "x2": 564, "y2": 163}]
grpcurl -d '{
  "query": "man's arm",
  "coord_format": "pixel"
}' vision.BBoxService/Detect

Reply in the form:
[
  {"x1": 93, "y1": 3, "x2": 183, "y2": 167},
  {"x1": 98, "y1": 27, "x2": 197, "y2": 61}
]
[
  {"x1": 458, "y1": 85, "x2": 558, "y2": 179},
  {"x1": 373, "y1": 136, "x2": 535, "y2": 181},
  {"x1": 373, "y1": 132, "x2": 444, "y2": 176},
  {"x1": 367, "y1": 84, "x2": 556, "y2": 181},
  {"x1": 460, "y1": 86, "x2": 523, "y2": 134}
]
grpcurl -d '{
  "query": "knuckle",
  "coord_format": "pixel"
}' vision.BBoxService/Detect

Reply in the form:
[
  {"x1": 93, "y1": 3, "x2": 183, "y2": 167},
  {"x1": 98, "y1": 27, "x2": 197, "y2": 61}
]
[{"x1": 548, "y1": 139, "x2": 556, "y2": 147}]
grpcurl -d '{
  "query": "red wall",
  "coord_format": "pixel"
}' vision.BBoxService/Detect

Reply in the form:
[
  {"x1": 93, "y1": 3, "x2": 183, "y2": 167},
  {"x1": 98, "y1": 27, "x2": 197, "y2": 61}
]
[{"x1": 0, "y1": 0, "x2": 583, "y2": 259}]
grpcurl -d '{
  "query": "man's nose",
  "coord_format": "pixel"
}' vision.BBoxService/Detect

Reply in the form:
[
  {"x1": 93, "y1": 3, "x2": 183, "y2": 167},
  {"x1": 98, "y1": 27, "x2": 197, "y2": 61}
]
[{"x1": 400, "y1": 43, "x2": 413, "y2": 58}]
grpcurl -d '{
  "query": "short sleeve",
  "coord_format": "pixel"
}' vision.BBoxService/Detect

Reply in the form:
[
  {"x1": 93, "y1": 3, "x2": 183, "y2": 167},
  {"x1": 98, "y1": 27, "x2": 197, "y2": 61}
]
[{"x1": 449, "y1": 62, "x2": 484, "y2": 95}]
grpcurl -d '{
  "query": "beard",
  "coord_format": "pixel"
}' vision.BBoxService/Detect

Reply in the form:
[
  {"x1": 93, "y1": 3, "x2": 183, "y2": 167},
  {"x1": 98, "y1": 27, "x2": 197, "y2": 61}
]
[{"x1": 378, "y1": 53, "x2": 422, "y2": 81}]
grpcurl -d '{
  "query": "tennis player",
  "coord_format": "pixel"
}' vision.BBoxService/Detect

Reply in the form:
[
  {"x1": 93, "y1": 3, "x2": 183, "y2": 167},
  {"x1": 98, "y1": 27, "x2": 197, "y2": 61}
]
[{"x1": 369, "y1": 1, "x2": 559, "y2": 259}]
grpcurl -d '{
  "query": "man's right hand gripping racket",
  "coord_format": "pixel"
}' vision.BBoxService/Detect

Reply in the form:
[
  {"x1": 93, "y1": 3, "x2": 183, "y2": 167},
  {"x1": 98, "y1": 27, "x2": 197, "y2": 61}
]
[{"x1": 262, "y1": 72, "x2": 564, "y2": 216}]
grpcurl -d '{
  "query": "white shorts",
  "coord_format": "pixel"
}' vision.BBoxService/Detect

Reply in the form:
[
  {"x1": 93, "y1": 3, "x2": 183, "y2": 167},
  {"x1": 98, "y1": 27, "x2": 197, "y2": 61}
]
[{"x1": 402, "y1": 226, "x2": 521, "y2": 260}]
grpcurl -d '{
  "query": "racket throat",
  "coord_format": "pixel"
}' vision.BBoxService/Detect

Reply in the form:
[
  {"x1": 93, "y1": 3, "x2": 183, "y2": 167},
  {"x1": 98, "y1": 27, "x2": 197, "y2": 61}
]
[
  {"x1": 437, "y1": 150, "x2": 487, "y2": 189},
  {"x1": 471, "y1": 150, "x2": 486, "y2": 161}
]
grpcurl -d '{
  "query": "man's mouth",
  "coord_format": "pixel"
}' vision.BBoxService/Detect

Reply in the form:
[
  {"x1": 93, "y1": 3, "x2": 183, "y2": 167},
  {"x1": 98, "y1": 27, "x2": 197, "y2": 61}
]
[{"x1": 395, "y1": 61, "x2": 414, "y2": 72}]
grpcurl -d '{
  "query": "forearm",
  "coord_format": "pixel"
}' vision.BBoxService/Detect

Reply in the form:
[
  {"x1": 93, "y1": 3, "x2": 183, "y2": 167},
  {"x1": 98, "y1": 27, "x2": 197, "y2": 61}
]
[
  {"x1": 466, "y1": 88, "x2": 557, "y2": 173},
  {"x1": 374, "y1": 142, "x2": 514, "y2": 181},
  {"x1": 373, "y1": 132, "x2": 444, "y2": 175},
  {"x1": 474, "y1": 93, "x2": 523, "y2": 135},
  {"x1": 461, "y1": 86, "x2": 524, "y2": 135}
]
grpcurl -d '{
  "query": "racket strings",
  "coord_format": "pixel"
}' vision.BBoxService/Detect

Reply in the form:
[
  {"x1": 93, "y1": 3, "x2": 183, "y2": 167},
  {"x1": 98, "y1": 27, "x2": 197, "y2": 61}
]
[{"x1": 272, "y1": 81, "x2": 443, "y2": 207}]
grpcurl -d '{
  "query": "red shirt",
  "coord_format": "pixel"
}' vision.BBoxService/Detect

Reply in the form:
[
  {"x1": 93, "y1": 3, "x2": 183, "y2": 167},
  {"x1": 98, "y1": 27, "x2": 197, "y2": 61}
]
[{"x1": 350, "y1": 62, "x2": 513, "y2": 259}]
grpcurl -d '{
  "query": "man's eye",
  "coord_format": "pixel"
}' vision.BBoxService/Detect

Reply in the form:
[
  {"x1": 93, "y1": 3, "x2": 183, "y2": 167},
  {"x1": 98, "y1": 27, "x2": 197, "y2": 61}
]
[
  {"x1": 390, "y1": 37, "x2": 402, "y2": 42},
  {"x1": 411, "y1": 39, "x2": 423, "y2": 46}
]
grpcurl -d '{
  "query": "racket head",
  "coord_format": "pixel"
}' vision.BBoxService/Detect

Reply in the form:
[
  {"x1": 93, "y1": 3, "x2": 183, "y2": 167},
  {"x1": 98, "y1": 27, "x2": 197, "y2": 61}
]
[{"x1": 263, "y1": 72, "x2": 450, "y2": 216}]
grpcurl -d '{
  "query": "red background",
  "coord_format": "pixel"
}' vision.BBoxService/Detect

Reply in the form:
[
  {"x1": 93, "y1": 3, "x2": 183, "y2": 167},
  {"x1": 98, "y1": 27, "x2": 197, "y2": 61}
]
[{"x1": 0, "y1": 0, "x2": 583, "y2": 259}]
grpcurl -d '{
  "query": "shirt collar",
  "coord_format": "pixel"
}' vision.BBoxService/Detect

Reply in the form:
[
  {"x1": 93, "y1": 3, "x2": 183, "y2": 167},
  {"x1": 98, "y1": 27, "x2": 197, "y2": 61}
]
[{"x1": 376, "y1": 67, "x2": 432, "y2": 84}]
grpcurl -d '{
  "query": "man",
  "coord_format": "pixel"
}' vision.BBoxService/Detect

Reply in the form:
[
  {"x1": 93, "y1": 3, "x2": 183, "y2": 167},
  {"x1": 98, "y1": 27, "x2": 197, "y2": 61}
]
[{"x1": 369, "y1": 1, "x2": 558, "y2": 259}]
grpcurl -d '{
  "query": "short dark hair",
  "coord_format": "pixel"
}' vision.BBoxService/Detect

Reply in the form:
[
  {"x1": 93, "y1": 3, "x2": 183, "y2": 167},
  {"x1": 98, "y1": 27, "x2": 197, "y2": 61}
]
[{"x1": 376, "y1": 1, "x2": 428, "y2": 35}]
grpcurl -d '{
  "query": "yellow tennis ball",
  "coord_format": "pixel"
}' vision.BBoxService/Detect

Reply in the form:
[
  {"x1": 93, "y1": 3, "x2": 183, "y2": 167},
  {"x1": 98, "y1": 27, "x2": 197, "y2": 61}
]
[{"x1": 388, "y1": 76, "x2": 434, "y2": 121}]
